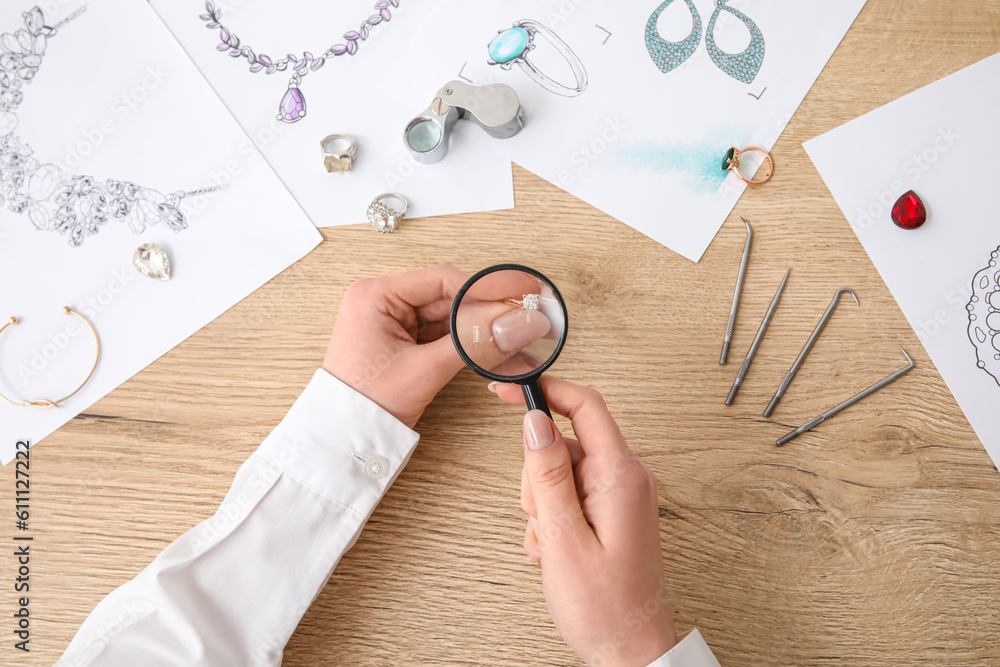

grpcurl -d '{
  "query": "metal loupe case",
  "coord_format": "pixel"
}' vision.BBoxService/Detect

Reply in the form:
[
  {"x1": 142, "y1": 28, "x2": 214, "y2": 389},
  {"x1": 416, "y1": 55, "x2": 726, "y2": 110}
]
[{"x1": 404, "y1": 81, "x2": 525, "y2": 165}]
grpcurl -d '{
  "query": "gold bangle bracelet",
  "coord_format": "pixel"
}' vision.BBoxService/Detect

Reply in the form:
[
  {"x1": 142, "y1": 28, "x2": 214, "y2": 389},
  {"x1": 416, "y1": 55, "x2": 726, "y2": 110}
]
[{"x1": 0, "y1": 307, "x2": 101, "y2": 409}]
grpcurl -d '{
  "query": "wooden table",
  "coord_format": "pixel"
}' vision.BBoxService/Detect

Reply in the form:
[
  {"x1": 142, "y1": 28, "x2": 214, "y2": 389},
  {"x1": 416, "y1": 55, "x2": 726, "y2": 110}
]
[{"x1": 4, "y1": 2, "x2": 1000, "y2": 664}]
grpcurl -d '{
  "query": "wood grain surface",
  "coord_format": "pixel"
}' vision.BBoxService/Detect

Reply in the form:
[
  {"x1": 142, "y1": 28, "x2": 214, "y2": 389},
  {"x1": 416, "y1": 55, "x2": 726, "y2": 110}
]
[{"x1": 3, "y1": 1, "x2": 1000, "y2": 665}]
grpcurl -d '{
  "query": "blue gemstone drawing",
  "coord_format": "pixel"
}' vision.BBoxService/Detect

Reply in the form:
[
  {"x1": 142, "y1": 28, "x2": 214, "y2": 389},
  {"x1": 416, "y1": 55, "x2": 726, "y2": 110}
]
[
  {"x1": 644, "y1": 0, "x2": 702, "y2": 74},
  {"x1": 644, "y1": 0, "x2": 765, "y2": 84},
  {"x1": 487, "y1": 20, "x2": 588, "y2": 97},
  {"x1": 488, "y1": 26, "x2": 530, "y2": 64}
]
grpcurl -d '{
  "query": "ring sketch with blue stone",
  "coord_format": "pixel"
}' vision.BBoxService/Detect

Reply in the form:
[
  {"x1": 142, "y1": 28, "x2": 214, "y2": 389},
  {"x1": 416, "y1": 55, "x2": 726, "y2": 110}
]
[
  {"x1": 644, "y1": 0, "x2": 765, "y2": 84},
  {"x1": 1, "y1": 5, "x2": 221, "y2": 247},
  {"x1": 487, "y1": 20, "x2": 588, "y2": 97},
  {"x1": 967, "y1": 246, "x2": 1000, "y2": 386}
]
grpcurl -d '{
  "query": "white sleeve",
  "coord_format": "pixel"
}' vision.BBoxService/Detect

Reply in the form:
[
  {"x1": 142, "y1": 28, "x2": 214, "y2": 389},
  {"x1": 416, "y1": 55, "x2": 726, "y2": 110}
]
[
  {"x1": 56, "y1": 369, "x2": 420, "y2": 667},
  {"x1": 645, "y1": 629, "x2": 721, "y2": 667}
]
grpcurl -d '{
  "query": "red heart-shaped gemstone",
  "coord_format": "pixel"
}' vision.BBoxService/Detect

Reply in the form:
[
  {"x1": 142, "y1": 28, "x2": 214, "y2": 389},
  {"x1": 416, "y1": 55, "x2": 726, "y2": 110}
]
[{"x1": 891, "y1": 190, "x2": 927, "y2": 230}]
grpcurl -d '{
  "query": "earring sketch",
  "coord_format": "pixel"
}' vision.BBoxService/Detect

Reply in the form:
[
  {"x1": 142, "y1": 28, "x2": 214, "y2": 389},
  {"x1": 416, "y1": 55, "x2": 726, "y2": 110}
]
[
  {"x1": 705, "y1": 0, "x2": 765, "y2": 84},
  {"x1": 0, "y1": 308, "x2": 100, "y2": 409},
  {"x1": 644, "y1": 0, "x2": 702, "y2": 74}
]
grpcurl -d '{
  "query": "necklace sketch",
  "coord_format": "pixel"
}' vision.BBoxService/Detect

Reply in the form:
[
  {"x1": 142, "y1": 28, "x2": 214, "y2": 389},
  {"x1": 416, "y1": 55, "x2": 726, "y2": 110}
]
[
  {"x1": 200, "y1": 0, "x2": 401, "y2": 123},
  {"x1": 967, "y1": 246, "x2": 1000, "y2": 386},
  {"x1": 1, "y1": 5, "x2": 221, "y2": 247}
]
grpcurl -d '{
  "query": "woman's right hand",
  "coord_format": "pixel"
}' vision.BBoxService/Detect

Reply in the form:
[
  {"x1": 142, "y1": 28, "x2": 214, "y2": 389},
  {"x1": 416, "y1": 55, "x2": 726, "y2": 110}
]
[{"x1": 492, "y1": 377, "x2": 679, "y2": 667}]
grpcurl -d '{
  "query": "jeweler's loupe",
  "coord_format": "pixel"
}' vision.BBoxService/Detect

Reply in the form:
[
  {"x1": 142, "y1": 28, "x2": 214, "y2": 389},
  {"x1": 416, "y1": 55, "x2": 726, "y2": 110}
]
[{"x1": 450, "y1": 264, "x2": 567, "y2": 416}]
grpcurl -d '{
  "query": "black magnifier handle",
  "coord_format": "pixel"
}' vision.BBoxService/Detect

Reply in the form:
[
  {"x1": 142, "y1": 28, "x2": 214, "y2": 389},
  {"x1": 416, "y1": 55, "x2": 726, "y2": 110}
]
[{"x1": 521, "y1": 379, "x2": 551, "y2": 418}]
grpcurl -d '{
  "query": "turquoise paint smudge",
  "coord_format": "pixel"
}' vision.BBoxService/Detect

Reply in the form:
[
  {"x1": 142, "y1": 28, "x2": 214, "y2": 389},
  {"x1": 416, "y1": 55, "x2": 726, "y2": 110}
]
[{"x1": 617, "y1": 141, "x2": 731, "y2": 194}]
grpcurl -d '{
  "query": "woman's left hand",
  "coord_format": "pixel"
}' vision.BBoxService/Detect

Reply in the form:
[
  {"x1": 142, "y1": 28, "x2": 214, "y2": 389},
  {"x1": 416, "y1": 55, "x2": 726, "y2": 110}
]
[{"x1": 323, "y1": 265, "x2": 470, "y2": 429}]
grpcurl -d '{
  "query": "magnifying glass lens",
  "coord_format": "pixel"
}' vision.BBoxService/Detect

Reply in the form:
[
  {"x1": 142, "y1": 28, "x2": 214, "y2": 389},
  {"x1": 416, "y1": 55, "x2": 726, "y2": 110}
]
[{"x1": 452, "y1": 268, "x2": 567, "y2": 381}]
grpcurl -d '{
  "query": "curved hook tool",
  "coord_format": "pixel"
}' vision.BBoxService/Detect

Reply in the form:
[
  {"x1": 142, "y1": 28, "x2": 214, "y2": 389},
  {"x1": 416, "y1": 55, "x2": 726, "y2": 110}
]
[
  {"x1": 776, "y1": 346, "x2": 915, "y2": 447},
  {"x1": 763, "y1": 288, "x2": 860, "y2": 418}
]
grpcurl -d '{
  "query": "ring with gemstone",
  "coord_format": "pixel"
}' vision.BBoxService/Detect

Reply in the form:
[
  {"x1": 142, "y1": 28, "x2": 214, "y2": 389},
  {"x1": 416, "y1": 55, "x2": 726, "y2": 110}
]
[
  {"x1": 487, "y1": 20, "x2": 588, "y2": 97},
  {"x1": 505, "y1": 294, "x2": 541, "y2": 310},
  {"x1": 367, "y1": 193, "x2": 409, "y2": 233},
  {"x1": 722, "y1": 146, "x2": 773, "y2": 186},
  {"x1": 320, "y1": 134, "x2": 358, "y2": 174}
]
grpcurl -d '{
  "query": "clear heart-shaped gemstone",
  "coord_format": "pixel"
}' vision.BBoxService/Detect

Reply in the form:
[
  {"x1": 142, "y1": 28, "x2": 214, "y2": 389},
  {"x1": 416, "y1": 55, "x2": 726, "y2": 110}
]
[{"x1": 133, "y1": 243, "x2": 171, "y2": 281}]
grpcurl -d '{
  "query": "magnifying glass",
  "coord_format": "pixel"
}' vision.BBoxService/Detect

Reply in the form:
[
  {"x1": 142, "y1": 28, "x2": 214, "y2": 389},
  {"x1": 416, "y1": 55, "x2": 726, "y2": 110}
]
[{"x1": 450, "y1": 264, "x2": 568, "y2": 416}]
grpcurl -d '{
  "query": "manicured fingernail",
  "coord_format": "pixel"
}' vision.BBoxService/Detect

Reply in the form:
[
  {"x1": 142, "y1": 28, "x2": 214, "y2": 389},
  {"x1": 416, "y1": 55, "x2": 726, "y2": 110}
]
[
  {"x1": 524, "y1": 410, "x2": 555, "y2": 451},
  {"x1": 487, "y1": 382, "x2": 499, "y2": 393},
  {"x1": 492, "y1": 309, "x2": 552, "y2": 354}
]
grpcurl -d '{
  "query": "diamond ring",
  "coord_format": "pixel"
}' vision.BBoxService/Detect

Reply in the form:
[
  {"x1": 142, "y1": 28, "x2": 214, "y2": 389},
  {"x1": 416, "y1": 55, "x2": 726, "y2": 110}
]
[
  {"x1": 320, "y1": 134, "x2": 358, "y2": 174},
  {"x1": 505, "y1": 294, "x2": 542, "y2": 310},
  {"x1": 487, "y1": 20, "x2": 588, "y2": 97},
  {"x1": 367, "y1": 193, "x2": 409, "y2": 233}
]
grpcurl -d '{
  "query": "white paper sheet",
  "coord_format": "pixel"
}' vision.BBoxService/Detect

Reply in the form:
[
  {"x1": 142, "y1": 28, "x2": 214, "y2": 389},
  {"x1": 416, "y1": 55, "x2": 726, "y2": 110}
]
[
  {"x1": 0, "y1": 0, "x2": 322, "y2": 463},
  {"x1": 805, "y1": 52, "x2": 1000, "y2": 469},
  {"x1": 149, "y1": 0, "x2": 514, "y2": 226},
  {"x1": 383, "y1": 0, "x2": 867, "y2": 261}
]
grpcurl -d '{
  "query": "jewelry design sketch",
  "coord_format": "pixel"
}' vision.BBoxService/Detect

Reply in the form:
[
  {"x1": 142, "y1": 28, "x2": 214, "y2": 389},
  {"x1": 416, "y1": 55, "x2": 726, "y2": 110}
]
[
  {"x1": 705, "y1": 0, "x2": 765, "y2": 84},
  {"x1": 487, "y1": 20, "x2": 588, "y2": 97},
  {"x1": 967, "y1": 246, "x2": 1000, "y2": 386},
  {"x1": 201, "y1": 0, "x2": 401, "y2": 123},
  {"x1": 1, "y1": 6, "x2": 222, "y2": 247},
  {"x1": 0, "y1": 307, "x2": 100, "y2": 409},
  {"x1": 644, "y1": 0, "x2": 765, "y2": 84},
  {"x1": 644, "y1": 0, "x2": 702, "y2": 74}
]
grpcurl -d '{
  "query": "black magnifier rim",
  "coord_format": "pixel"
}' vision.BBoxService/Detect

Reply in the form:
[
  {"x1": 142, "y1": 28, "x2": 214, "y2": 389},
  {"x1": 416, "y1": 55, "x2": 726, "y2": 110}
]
[{"x1": 450, "y1": 263, "x2": 569, "y2": 385}]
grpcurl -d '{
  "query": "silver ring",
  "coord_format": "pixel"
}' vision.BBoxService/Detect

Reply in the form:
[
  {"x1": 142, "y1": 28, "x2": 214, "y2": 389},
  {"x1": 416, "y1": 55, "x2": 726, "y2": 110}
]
[
  {"x1": 487, "y1": 20, "x2": 588, "y2": 97},
  {"x1": 320, "y1": 134, "x2": 358, "y2": 174},
  {"x1": 367, "y1": 193, "x2": 409, "y2": 233}
]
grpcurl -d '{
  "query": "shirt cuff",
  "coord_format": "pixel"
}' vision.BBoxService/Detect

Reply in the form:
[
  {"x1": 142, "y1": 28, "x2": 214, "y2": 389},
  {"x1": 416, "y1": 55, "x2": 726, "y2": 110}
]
[
  {"x1": 257, "y1": 368, "x2": 420, "y2": 515},
  {"x1": 645, "y1": 629, "x2": 720, "y2": 667}
]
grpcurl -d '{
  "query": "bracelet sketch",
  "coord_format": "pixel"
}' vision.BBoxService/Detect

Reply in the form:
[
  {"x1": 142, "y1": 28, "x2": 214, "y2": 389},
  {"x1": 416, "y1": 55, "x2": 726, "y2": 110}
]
[
  {"x1": 968, "y1": 246, "x2": 1000, "y2": 386},
  {"x1": 1, "y1": 5, "x2": 222, "y2": 247},
  {"x1": 200, "y1": 0, "x2": 401, "y2": 123}
]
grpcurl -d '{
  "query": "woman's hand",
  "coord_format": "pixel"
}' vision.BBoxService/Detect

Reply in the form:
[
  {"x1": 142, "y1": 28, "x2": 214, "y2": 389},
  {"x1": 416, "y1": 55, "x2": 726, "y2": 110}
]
[
  {"x1": 493, "y1": 377, "x2": 679, "y2": 667},
  {"x1": 323, "y1": 265, "x2": 469, "y2": 430}
]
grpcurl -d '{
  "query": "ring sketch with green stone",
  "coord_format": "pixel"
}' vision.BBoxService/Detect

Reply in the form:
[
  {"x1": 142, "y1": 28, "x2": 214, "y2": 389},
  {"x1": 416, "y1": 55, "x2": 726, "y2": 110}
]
[{"x1": 487, "y1": 20, "x2": 588, "y2": 97}]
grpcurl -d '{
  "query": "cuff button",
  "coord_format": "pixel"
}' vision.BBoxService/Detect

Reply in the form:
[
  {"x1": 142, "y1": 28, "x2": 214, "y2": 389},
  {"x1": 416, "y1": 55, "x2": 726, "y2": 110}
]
[{"x1": 364, "y1": 456, "x2": 390, "y2": 479}]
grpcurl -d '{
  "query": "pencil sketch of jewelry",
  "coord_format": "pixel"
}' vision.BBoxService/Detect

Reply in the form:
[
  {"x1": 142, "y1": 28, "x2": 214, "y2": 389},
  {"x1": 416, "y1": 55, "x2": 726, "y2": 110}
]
[
  {"x1": 967, "y1": 246, "x2": 1000, "y2": 386},
  {"x1": 200, "y1": 0, "x2": 401, "y2": 123},
  {"x1": 645, "y1": 0, "x2": 702, "y2": 74},
  {"x1": 487, "y1": 20, "x2": 588, "y2": 97},
  {"x1": 644, "y1": 0, "x2": 765, "y2": 84},
  {"x1": 1, "y1": 5, "x2": 224, "y2": 247}
]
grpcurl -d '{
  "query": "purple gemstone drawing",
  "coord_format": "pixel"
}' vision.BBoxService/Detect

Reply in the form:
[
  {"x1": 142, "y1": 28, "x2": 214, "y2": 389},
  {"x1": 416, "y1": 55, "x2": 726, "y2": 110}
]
[
  {"x1": 199, "y1": 0, "x2": 402, "y2": 124},
  {"x1": 0, "y1": 6, "x2": 222, "y2": 247},
  {"x1": 279, "y1": 87, "x2": 306, "y2": 123}
]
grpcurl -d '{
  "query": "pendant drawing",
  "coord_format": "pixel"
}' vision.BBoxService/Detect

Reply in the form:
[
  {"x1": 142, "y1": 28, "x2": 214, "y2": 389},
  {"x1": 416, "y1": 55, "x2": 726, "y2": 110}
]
[{"x1": 200, "y1": 0, "x2": 402, "y2": 123}]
